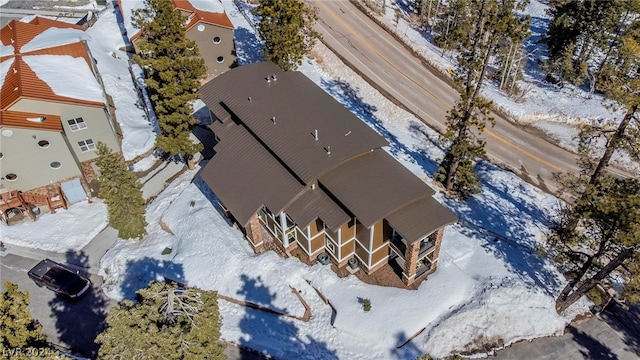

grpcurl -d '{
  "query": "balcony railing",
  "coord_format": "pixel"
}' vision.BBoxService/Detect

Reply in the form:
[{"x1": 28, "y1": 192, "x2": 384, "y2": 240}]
[
  {"x1": 415, "y1": 256, "x2": 433, "y2": 278},
  {"x1": 418, "y1": 238, "x2": 436, "y2": 257},
  {"x1": 390, "y1": 234, "x2": 407, "y2": 255}
]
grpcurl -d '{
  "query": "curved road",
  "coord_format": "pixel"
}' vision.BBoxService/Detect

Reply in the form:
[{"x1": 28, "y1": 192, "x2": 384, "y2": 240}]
[{"x1": 312, "y1": 0, "x2": 580, "y2": 194}]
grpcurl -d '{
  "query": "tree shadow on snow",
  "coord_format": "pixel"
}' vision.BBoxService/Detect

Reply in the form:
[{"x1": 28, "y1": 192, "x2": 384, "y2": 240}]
[
  {"x1": 118, "y1": 257, "x2": 185, "y2": 301},
  {"x1": 234, "y1": 27, "x2": 264, "y2": 65},
  {"x1": 390, "y1": 331, "x2": 425, "y2": 359},
  {"x1": 48, "y1": 250, "x2": 110, "y2": 358},
  {"x1": 440, "y1": 161, "x2": 561, "y2": 294},
  {"x1": 237, "y1": 274, "x2": 338, "y2": 359},
  {"x1": 320, "y1": 78, "x2": 439, "y2": 177}
]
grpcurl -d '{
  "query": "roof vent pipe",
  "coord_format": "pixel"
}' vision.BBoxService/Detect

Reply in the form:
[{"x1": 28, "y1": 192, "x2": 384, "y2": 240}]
[
  {"x1": 314, "y1": 129, "x2": 318, "y2": 141},
  {"x1": 248, "y1": 97, "x2": 252, "y2": 102},
  {"x1": 325, "y1": 146, "x2": 331, "y2": 155},
  {"x1": 271, "y1": 74, "x2": 277, "y2": 81},
  {"x1": 271, "y1": 116, "x2": 276, "y2": 124},
  {"x1": 265, "y1": 75, "x2": 271, "y2": 82}
]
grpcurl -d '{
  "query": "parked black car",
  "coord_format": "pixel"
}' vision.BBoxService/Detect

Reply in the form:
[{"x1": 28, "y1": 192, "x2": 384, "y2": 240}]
[{"x1": 28, "y1": 259, "x2": 91, "y2": 299}]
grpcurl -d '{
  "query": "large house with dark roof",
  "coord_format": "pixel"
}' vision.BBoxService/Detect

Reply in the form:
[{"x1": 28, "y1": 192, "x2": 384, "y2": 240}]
[
  {"x1": 0, "y1": 17, "x2": 119, "y2": 220},
  {"x1": 199, "y1": 62, "x2": 457, "y2": 286}
]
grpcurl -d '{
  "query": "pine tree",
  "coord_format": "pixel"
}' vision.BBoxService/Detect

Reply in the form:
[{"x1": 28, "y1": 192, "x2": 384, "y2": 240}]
[
  {"x1": 253, "y1": 0, "x2": 320, "y2": 71},
  {"x1": 96, "y1": 142, "x2": 147, "y2": 240},
  {"x1": 1, "y1": 282, "x2": 67, "y2": 359},
  {"x1": 132, "y1": 0, "x2": 205, "y2": 160},
  {"x1": 556, "y1": 33, "x2": 639, "y2": 234},
  {"x1": 435, "y1": 0, "x2": 529, "y2": 198},
  {"x1": 544, "y1": 0, "x2": 636, "y2": 87},
  {"x1": 96, "y1": 282, "x2": 226, "y2": 359},
  {"x1": 549, "y1": 176, "x2": 640, "y2": 313}
]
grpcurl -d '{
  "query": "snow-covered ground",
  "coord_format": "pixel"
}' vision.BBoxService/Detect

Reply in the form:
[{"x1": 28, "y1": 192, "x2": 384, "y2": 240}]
[{"x1": 5, "y1": 0, "x2": 629, "y2": 358}]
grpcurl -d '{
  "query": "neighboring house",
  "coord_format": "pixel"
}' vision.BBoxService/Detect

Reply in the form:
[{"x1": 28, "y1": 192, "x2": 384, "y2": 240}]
[
  {"x1": 0, "y1": 17, "x2": 119, "y2": 216},
  {"x1": 199, "y1": 62, "x2": 458, "y2": 286},
  {"x1": 118, "y1": 0, "x2": 236, "y2": 79}
]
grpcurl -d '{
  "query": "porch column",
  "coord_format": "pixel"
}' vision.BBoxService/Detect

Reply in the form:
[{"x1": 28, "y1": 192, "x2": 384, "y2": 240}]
[
  {"x1": 431, "y1": 228, "x2": 445, "y2": 262},
  {"x1": 245, "y1": 213, "x2": 265, "y2": 253},
  {"x1": 279, "y1": 212, "x2": 289, "y2": 247},
  {"x1": 402, "y1": 241, "x2": 420, "y2": 285}
]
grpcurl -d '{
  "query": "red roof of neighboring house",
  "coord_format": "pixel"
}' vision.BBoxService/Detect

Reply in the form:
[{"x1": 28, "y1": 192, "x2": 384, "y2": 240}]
[
  {"x1": 118, "y1": 0, "x2": 233, "y2": 42},
  {"x1": 172, "y1": 0, "x2": 234, "y2": 30},
  {"x1": 0, "y1": 18, "x2": 103, "y2": 115},
  {"x1": 0, "y1": 17, "x2": 83, "y2": 52},
  {"x1": 0, "y1": 110, "x2": 62, "y2": 131}
]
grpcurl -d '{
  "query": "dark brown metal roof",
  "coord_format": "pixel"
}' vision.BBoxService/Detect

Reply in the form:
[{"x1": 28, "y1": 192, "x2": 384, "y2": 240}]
[
  {"x1": 199, "y1": 62, "x2": 456, "y2": 241},
  {"x1": 284, "y1": 187, "x2": 350, "y2": 231},
  {"x1": 318, "y1": 149, "x2": 435, "y2": 228},
  {"x1": 199, "y1": 62, "x2": 389, "y2": 184},
  {"x1": 200, "y1": 125, "x2": 304, "y2": 227},
  {"x1": 386, "y1": 197, "x2": 458, "y2": 244}
]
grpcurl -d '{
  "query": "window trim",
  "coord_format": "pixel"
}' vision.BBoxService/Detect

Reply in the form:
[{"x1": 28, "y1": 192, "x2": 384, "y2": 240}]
[
  {"x1": 78, "y1": 139, "x2": 96, "y2": 152},
  {"x1": 67, "y1": 117, "x2": 87, "y2": 131}
]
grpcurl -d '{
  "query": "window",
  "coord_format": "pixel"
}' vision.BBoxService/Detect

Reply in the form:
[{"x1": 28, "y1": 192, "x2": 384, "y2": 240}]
[
  {"x1": 326, "y1": 240, "x2": 335, "y2": 254},
  {"x1": 5, "y1": 173, "x2": 17, "y2": 181},
  {"x1": 213, "y1": 36, "x2": 221, "y2": 44},
  {"x1": 50, "y1": 161, "x2": 62, "y2": 169},
  {"x1": 78, "y1": 139, "x2": 96, "y2": 152},
  {"x1": 217, "y1": 56, "x2": 224, "y2": 63},
  {"x1": 37, "y1": 140, "x2": 50, "y2": 148},
  {"x1": 67, "y1": 117, "x2": 87, "y2": 131}
]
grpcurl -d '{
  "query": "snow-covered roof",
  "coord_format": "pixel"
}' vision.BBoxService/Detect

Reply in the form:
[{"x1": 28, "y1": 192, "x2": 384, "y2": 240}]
[
  {"x1": 116, "y1": 0, "x2": 146, "y2": 41},
  {"x1": 185, "y1": 0, "x2": 224, "y2": 14},
  {"x1": 0, "y1": 17, "x2": 105, "y2": 115},
  {"x1": 20, "y1": 27, "x2": 91, "y2": 53},
  {"x1": 23, "y1": 55, "x2": 104, "y2": 104}
]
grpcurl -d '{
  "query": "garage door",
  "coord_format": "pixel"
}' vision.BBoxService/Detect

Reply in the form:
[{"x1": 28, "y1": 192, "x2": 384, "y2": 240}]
[{"x1": 61, "y1": 179, "x2": 87, "y2": 204}]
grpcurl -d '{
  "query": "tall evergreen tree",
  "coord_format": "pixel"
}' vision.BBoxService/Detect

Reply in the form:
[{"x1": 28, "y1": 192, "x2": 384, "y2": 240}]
[
  {"x1": 435, "y1": 0, "x2": 529, "y2": 198},
  {"x1": 132, "y1": 0, "x2": 205, "y2": 159},
  {"x1": 253, "y1": 0, "x2": 320, "y2": 71},
  {"x1": 1, "y1": 282, "x2": 67, "y2": 359},
  {"x1": 96, "y1": 282, "x2": 226, "y2": 359},
  {"x1": 556, "y1": 33, "x2": 639, "y2": 234},
  {"x1": 96, "y1": 142, "x2": 147, "y2": 240},
  {"x1": 549, "y1": 176, "x2": 640, "y2": 313},
  {"x1": 544, "y1": 0, "x2": 638, "y2": 87}
]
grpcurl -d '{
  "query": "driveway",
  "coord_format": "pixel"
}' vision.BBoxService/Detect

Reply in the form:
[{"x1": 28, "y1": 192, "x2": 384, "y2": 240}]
[
  {"x1": 0, "y1": 227, "x2": 119, "y2": 358},
  {"x1": 494, "y1": 305, "x2": 640, "y2": 359}
]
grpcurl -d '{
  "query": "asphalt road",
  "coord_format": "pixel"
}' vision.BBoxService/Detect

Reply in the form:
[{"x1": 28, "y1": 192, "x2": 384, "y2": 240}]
[{"x1": 312, "y1": 0, "x2": 582, "y2": 194}]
